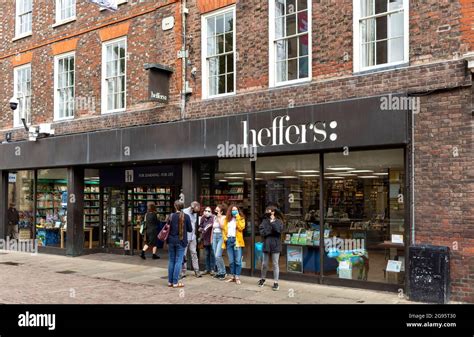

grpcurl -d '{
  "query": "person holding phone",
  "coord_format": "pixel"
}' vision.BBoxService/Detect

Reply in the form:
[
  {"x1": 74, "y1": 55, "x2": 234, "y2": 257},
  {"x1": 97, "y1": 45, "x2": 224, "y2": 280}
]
[
  {"x1": 258, "y1": 205, "x2": 285, "y2": 291},
  {"x1": 198, "y1": 206, "x2": 216, "y2": 275}
]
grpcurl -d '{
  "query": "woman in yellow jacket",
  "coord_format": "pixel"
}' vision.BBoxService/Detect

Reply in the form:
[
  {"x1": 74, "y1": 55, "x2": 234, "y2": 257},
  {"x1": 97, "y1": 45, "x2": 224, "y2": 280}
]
[{"x1": 222, "y1": 205, "x2": 246, "y2": 285}]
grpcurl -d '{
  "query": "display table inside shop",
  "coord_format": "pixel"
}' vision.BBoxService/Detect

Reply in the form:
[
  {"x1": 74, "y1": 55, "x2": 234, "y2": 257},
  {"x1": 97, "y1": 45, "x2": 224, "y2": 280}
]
[
  {"x1": 60, "y1": 227, "x2": 94, "y2": 249},
  {"x1": 285, "y1": 243, "x2": 338, "y2": 273}
]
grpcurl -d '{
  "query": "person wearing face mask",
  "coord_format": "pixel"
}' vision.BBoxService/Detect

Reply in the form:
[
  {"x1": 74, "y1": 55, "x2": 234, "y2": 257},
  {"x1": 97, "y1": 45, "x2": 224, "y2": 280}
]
[
  {"x1": 222, "y1": 205, "x2": 246, "y2": 285},
  {"x1": 198, "y1": 206, "x2": 216, "y2": 275},
  {"x1": 257, "y1": 205, "x2": 285, "y2": 291},
  {"x1": 182, "y1": 201, "x2": 202, "y2": 278},
  {"x1": 212, "y1": 204, "x2": 227, "y2": 280}
]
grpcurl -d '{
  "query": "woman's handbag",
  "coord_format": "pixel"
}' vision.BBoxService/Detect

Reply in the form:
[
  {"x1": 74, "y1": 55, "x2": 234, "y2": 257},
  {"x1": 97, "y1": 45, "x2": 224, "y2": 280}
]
[
  {"x1": 139, "y1": 223, "x2": 145, "y2": 235},
  {"x1": 157, "y1": 214, "x2": 172, "y2": 242}
]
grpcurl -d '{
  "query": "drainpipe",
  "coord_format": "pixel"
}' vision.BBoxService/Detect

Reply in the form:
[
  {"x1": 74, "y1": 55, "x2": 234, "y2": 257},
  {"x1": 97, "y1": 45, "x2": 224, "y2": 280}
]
[
  {"x1": 180, "y1": 0, "x2": 187, "y2": 120},
  {"x1": 411, "y1": 103, "x2": 415, "y2": 245}
]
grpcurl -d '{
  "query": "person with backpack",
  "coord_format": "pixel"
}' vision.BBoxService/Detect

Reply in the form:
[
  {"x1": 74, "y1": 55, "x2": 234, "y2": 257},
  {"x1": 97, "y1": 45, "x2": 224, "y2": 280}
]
[
  {"x1": 140, "y1": 203, "x2": 160, "y2": 260},
  {"x1": 257, "y1": 205, "x2": 285, "y2": 291},
  {"x1": 167, "y1": 200, "x2": 193, "y2": 288}
]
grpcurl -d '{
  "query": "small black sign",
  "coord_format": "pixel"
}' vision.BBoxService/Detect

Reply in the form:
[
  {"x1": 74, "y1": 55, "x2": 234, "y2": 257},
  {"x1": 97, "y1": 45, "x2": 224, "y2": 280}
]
[{"x1": 145, "y1": 63, "x2": 174, "y2": 104}]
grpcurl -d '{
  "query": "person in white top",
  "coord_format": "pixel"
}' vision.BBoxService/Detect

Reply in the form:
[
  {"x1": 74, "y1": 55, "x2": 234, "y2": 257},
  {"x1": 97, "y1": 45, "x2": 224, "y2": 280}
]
[{"x1": 211, "y1": 204, "x2": 227, "y2": 280}]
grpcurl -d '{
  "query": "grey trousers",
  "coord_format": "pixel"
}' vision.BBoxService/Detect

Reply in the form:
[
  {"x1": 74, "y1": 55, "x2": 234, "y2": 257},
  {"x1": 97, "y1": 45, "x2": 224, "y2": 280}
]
[
  {"x1": 261, "y1": 252, "x2": 280, "y2": 282},
  {"x1": 182, "y1": 239, "x2": 200, "y2": 273}
]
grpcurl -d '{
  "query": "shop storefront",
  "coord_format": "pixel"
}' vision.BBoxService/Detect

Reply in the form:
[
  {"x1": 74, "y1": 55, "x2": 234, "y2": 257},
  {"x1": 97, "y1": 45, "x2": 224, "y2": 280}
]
[{"x1": 0, "y1": 94, "x2": 410, "y2": 291}]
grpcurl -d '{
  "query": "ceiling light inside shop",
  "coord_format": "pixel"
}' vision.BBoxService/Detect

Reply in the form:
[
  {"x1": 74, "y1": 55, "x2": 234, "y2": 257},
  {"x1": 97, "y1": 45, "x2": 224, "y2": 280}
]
[
  {"x1": 257, "y1": 171, "x2": 283, "y2": 174},
  {"x1": 373, "y1": 173, "x2": 389, "y2": 176},
  {"x1": 219, "y1": 180, "x2": 228, "y2": 182},
  {"x1": 350, "y1": 170, "x2": 374, "y2": 173},
  {"x1": 276, "y1": 176, "x2": 298, "y2": 179},
  {"x1": 245, "y1": 178, "x2": 263, "y2": 181},
  {"x1": 299, "y1": 174, "x2": 319, "y2": 177},
  {"x1": 295, "y1": 170, "x2": 319, "y2": 173},
  {"x1": 326, "y1": 167, "x2": 355, "y2": 171},
  {"x1": 325, "y1": 177, "x2": 344, "y2": 179},
  {"x1": 338, "y1": 173, "x2": 357, "y2": 177},
  {"x1": 224, "y1": 177, "x2": 245, "y2": 180},
  {"x1": 359, "y1": 176, "x2": 378, "y2": 178},
  {"x1": 225, "y1": 172, "x2": 247, "y2": 175}
]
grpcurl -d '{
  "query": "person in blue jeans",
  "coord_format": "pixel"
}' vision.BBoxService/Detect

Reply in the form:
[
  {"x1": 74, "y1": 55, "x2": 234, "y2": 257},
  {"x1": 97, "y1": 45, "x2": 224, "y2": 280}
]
[
  {"x1": 212, "y1": 204, "x2": 227, "y2": 280},
  {"x1": 167, "y1": 200, "x2": 192, "y2": 288},
  {"x1": 222, "y1": 205, "x2": 246, "y2": 285}
]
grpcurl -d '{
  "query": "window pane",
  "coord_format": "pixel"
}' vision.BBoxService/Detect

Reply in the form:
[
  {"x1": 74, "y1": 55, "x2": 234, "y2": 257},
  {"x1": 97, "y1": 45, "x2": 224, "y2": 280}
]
[
  {"x1": 209, "y1": 57, "x2": 218, "y2": 77},
  {"x1": 287, "y1": 36, "x2": 298, "y2": 59},
  {"x1": 361, "y1": 18, "x2": 375, "y2": 43},
  {"x1": 217, "y1": 34, "x2": 224, "y2": 54},
  {"x1": 218, "y1": 55, "x2": 226, "y2": 75},
  {"x1": 276, "y1": 40, "x2": 287, "y2": 62},
  {"x1": 361, "y1": 42, "x2": 375, "y2": 67},
  {"x1": 389, "y1": 0, "x2": 403, "y2": 11},
  {"x1": 389, "y1": 11, "x2": 404, "y2": 38},
  {"x1": 286, "y1": 14, "x2": 296, "y2": 36},
  {"x1": 275, "y1": 15, "x2": 285, "y2": 39},
  {"x1": 286, "y1": 0, "x2": 296, "y2": 15},
  {"x1": 119, "y1": 44, "x2": 125, "y2": 58},
  {"x1": 227, "y1": 54, "x2": 234, "y2": 73},
  {"x1": 227, "y1": 73, "x2": 234, "y2": 93},
  {"x1": 299, "y1": 35, "x2": 309, "y2": 56},
  {"x1": 288, "y1": 58, "x2": 298, "y2": 80},
  {"x1": 207, "y1": 37, "x2": 215, "y2": 56},
  {"x1": 361, "y1": 0, "x2": 375, "y2": 17},
  {"x1": 297, "y1": 11, "x2": 308, "y2": 33},
  {"x1": 120, "y1": 58, "x2": 125, "y2": 75},
  {"x1": 376, "y1": 40, "x2": 388, "y2": 64},
  {"x1": 218, "y1": 75, "x2": 226, "y2": 94},
  {"x1": 389, "y1": 37, "x2": 404, "y2": 62},
  {"x1": 207, "y1": 16, "x2": 215, "y2": 37},
  {"x1": 276, "y1": 0, "x2": 285, "y2": 17},
  {"x1": 216, "y1": 15, "x2": 225, "y2": 34},
  {"x1": 297, "y1": 0, "x2": 308, "y2": 11},
  {"x1": 299, "y1": 56, "x2": 309, "y2": 78},
  {"x1": 225, "y1": 12, "x2": 233, "y2": 32},
  {"x1": 375, "y1": 0, "x2": 387, "y2": 14},
  {"x1": 224, "y1": 32, "x2": 233, "y2": 53},
  {"x1": 376, "y1": 15, "x2": 387, "y2": 41},
  {"x1": 209, "y1": 76, "x2": 218, "y2": 96}
]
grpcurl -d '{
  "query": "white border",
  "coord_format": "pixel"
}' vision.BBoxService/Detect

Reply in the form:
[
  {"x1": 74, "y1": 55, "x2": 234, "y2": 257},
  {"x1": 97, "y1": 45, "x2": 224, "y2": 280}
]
[
  {"x1": 101, "y1": 36, "x2": 127, "y2": 114},
  {"x1": 201, "y1": 5, "x2": 237, "y2": 100},
  {"x1": 353, "y1": 0, "x2": 409, "y2": 73},
  {"x1": 269, "y1": 0, "x2": 312, "y2": 88},
  {"x1": 54, "y1": 51, "x2": 76, "y2": 122}
]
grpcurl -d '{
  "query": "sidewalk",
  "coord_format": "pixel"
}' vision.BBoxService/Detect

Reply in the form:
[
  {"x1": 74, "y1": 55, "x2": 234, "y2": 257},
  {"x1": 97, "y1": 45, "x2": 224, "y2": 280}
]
[{"x1": 0, "y1": 251, "x2": 413, "y2": 304}]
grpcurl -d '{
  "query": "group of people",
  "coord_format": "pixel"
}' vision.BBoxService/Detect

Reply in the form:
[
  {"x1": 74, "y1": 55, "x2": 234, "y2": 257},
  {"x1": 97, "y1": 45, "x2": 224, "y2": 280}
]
[{"x1": 139, "y1": 200, "x2": 286, "y2": 291}]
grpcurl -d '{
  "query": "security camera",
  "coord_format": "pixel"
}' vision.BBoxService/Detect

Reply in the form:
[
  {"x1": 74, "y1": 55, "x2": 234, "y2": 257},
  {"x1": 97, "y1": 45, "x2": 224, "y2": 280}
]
[{"x1": 9, "y1": 96, "x2": 19, "y2": 111}]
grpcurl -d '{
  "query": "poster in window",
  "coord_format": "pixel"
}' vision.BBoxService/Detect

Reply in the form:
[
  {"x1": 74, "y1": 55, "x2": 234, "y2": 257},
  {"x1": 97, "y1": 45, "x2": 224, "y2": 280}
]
[{"x1": 287, "y1": 245, "x2": 303, "y2": 273}]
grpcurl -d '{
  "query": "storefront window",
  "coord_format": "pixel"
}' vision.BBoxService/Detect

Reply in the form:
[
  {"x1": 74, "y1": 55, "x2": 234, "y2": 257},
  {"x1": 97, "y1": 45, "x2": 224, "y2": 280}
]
[
  {"x1": 7, "y1": 171, "x2": 34, "y2": 240},
  {"x1": 36, "y1": 169, "x2": 68, "y2": 248},
  {"x1": 199, "y1": 158, "x2": 252, "y2": 269},
  {"x1": 85, "y1": 169, "x2": 100, "y2": 249},
  {"x1": 256, "y1": 154, "x2": 322, "y2": 275},
  {"x1": 323, "y1": 149, "x2": 405, "y2": 284}
]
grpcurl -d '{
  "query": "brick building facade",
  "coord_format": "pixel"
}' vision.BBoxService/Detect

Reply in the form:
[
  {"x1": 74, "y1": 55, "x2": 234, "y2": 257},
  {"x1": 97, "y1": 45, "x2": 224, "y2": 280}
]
[{"x1": 0, "y1": 0, "x2": 472, "y2": 302}]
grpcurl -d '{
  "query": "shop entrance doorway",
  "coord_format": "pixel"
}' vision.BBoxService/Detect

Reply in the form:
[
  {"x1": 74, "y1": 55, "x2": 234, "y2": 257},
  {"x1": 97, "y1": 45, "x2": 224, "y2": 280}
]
[{"x1": 99, "y1": 165, "x2": 182, "y2": 255}]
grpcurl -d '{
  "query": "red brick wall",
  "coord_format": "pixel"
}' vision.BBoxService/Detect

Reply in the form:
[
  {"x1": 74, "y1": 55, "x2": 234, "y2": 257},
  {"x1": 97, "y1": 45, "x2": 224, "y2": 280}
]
[{"x1": 414, "y1": 87, "x2": 474, "y2": 303}]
